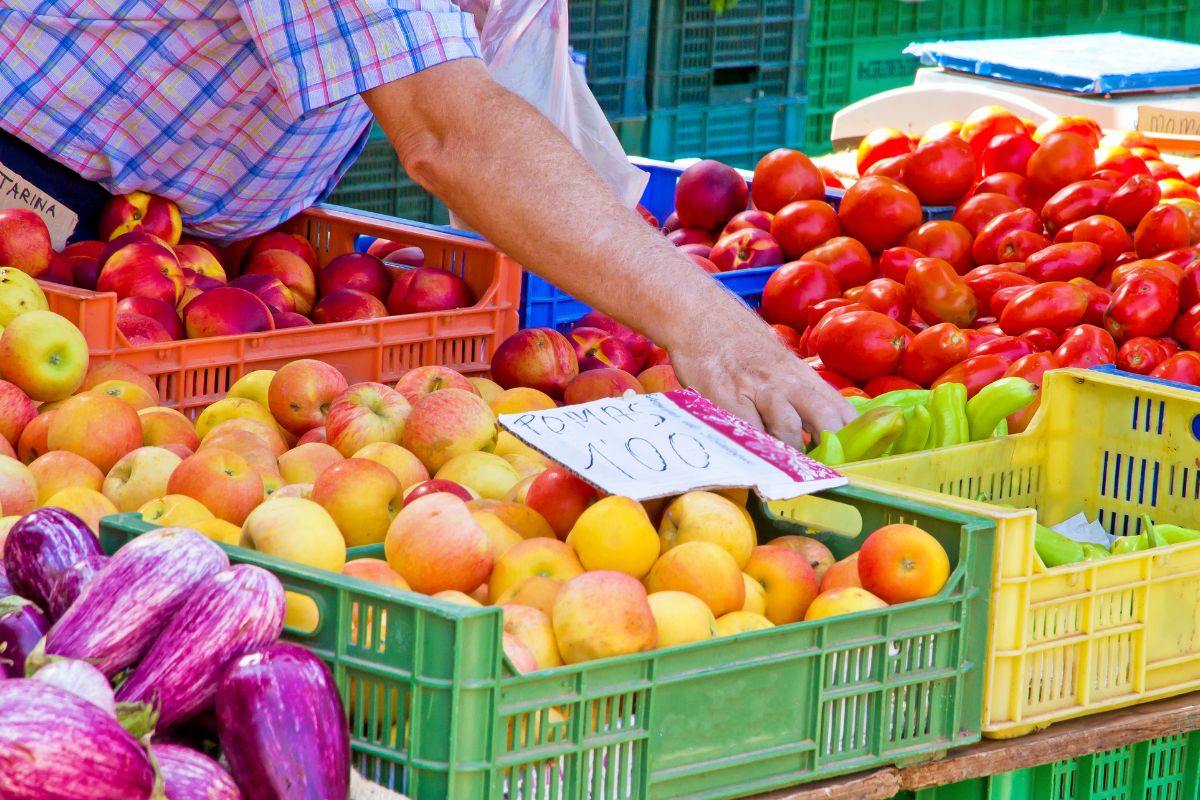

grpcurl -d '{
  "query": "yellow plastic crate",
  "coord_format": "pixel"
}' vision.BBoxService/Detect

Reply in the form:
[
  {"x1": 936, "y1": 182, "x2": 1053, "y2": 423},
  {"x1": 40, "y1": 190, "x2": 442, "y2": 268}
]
[{"x1": 836, "y1": 368, "x2": 1200, "y2": 739}]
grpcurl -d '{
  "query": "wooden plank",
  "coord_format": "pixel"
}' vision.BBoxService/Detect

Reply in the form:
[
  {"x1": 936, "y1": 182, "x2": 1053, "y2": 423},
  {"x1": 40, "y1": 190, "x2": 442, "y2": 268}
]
[
  {"x1": 747, "y1": 768, "x2": 899, "y2": 800},
  {"x1": 899, "y1": 692, "x2": 1200, "y2": 790}
]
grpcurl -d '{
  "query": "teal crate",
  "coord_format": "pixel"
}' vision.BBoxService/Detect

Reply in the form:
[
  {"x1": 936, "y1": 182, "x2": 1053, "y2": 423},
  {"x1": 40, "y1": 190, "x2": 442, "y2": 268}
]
[
  {"x1": 326, "y1": 124, "x2": 450, "y2": 225},
  {"x1": 1004, "y1": 0, "x2": 1200, "y2": 42},
  {"x1": 647, "y1": 0, "x2": 808, "y2": 109},
  {"x1": 99, "y1": 483, "x2": 994, "y2": 800},
  {"x1": 645, "y1": 97, "x2": 807, "y2": 168},
  {"x1": 568, "y1": 0, "x2": 650, "y2": 118},
  {"x1": 898, "y1": 729, "x2": 1200, "y2": 800},
  {"x1": 804, "y1": 0, "x2": 1016, "y2": 154}
]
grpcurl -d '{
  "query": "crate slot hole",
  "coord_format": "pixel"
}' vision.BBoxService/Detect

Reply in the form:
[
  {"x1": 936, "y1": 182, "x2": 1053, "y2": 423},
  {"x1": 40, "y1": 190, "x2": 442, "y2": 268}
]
[{"x1": 1025, "y1": 643, "x2": 1078, "y2": 707}]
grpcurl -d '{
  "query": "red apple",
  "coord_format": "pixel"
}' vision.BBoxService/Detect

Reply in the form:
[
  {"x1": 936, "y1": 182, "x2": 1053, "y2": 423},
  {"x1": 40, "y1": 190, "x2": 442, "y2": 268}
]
[
  {"x1": 721, "y1": 210, "x2": 773, "y2": 238},
  {"x1": 387, "y1": 267, "x2": 473, "y2": 314},
  {"x1": 0, "y1": 209, "x2": 52, "y2": 277},
  {"x1": 666, "y1": 228, "x2": 716, "y2": 248},
  {"x1": 181, "y1": 286, "x2": 275, "y2": 338},
  {"x1": 175, "y1": 243, "x2": 227, "y2": 284},
  {"x1": 688, "y1": 254, "x2": 720, "y2": 273},
  {"x1": 318, "y1": 252, "x2": 390, "y2": 300},
  {"x1": 491, "y1": 328, "x2": 579, "y2": 399},
  {"x1": 709, "y1": 228, "x2": 784, "y2": 271},
  {"x1": 393, "y1": 365, "x2": 476, "y2": 404},
  {"x1": 178, "y1": 236, "x2": 228, "y2": 272},
  {"x1": 271, "y1": 308, "x2": 314, "y2": 329},
  {"x1": 243, "y1": 249, "x2": 317, "y2": 315},
  {"x1": 638, "y1": 364, "x2": 682, "y2": 392},
  {"x1": 403, "y1": 478, "x2": 474, "y2": 506},
  {"x1": 41, "y1": 254, "x2": 75, "y2": 286},
  {"x1": 116, "y1": 296, "x2": 183, "y2": 339},
  {"x1": 677, "y1": 243, "x2": 713, "y2": 260},
  {"x1": 675, "y1": 160, "x2": 749, "y2": 232},
  {"x1": 98, "y1": 192, "x2": 182, "y2": 245},
  {"x1": 562, "y1": 367, "x2": 643, "y2": 404},
  {"x1": 575, "y1": 311, "x2": 651, "y2": 372},
  {"x1": 523, "y1": 465, "x2": 598, "y2": 538},
  {"x1": 569, "y1": 326, "x2": 636, "y2": 372},
  {"x1": 229, "y1": 273, "x2": 296, "y2": 313},
  {"x1": 97, "y1": 240, "x2": 184, "y2": 304},
  {"x1": 117, "y1": 313, "x2": 174, "y2": 346},
  {"x1": 183, "y1": 268, "x2": 225, "y2": 292},
  {"x1": 243, "y1": 231, "x2": 318, "y2": 271},
  {"x1": 366, "y1": 238, "x2": 402, "y2": 259},
  {"x1": 312, "y1": 288, "x2": 388, "y2": 323}
]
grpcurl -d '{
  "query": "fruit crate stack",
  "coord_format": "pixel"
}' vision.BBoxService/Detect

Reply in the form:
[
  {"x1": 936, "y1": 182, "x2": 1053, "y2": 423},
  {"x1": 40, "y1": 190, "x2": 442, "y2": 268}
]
[
  {"x1": 567, "y1": 0, "x2": 651, "y2": 152},
  {"x1": 1003, "y1": 0, "x2": 1200, "y2": 43},
  {"x1": 641, "y1": 0, "x2": 808, "y2": 167}
]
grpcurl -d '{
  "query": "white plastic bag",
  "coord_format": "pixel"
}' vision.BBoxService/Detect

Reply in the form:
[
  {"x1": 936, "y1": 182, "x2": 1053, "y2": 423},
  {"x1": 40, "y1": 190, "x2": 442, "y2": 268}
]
[{"x1": 454, "y1": 0, "x2": 647, "y2": 224}]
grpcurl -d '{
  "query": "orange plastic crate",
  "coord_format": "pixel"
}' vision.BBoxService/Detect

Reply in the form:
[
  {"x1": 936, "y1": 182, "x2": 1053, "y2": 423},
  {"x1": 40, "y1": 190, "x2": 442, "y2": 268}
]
[{"x1": 41, "y1": 206, "x2": 520, "y2": 416}]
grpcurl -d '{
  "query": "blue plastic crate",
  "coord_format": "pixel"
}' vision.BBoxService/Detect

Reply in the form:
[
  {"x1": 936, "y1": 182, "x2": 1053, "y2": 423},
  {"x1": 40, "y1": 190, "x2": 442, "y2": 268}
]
[
  {"x1": 518, "y1": 157, "x2": 954, "y2": 331},
  {"x1": 1089, "y1": 364, "x2": 1200, "y2": 393}
]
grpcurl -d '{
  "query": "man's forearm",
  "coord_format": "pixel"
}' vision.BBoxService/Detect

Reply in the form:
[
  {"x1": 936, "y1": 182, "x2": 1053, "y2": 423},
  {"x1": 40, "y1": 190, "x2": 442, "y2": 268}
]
[{"x1": 363, "y1": 60, "x2": 766, "y2": 354}]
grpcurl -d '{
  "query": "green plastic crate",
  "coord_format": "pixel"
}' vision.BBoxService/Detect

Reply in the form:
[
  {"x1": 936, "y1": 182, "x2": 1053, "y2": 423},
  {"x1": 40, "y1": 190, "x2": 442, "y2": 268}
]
[
  {"x1": 568, "y1": 0, "x2": 650, "y2": 118},
  {"x1": 645, "y1": 96, "x2": 807, "y2": 168},
  {"x1": 803, "y1": 0, "x2": 1014, "y2": 154},
  {"x1": 1003, "y1": 0, "x2": 1200, "y2": 42},
  {"x1": 326, "y1": 124, "x2": 451, "y2": 226},
  {"x1": 99, "y1": 484, "x2": 992, "y2": 799},
  {"x1": 898, "y1": 729, "x2": 1200, "y2": 800},
  {"x1": 647, "y1": 0, "x2": 808, "y2": 110}
]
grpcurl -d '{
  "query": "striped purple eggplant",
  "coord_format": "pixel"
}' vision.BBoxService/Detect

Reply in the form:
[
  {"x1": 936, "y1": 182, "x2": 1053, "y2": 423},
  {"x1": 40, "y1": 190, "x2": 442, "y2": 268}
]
[
  {"x1": 45, "y1": 527, "x2": 228, "y2": 677},
  {"x1": 2, "y1": 508, "x2": 100, "y2": 610},
  {"x1": 154, "y1": 744, "x2": 245, "y2": 800},
  {"x1": 48, "y1": 554, "x2": 108, "y2": 620},
  {"x1": 31, "y1": 657, "x2": 116, "y2": 715},
  {"x1": 0, "y1": 564, "x2": 12, "y2": 596},
  {"x1": 216, "y1": 643, "x2": 350, "y2": 800},
  {"x1": 0, "y1": 679, "x2": 156, "y2": 799},
  {"x1": 117, "y1": 565, "x2": 286, "y2": 730},
  {"x1": 0, "y1": 595, "x2": 48, "y2": 678}
]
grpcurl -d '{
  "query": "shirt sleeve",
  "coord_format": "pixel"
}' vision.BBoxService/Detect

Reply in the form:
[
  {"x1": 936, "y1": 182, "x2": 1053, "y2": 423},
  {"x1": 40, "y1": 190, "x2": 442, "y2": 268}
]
[{"x1": 234, "y1": 0, "x2": 482, "y2": 120}]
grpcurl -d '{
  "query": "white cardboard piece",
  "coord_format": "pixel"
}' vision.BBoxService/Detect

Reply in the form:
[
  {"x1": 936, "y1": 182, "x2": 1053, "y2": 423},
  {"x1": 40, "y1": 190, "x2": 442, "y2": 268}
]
[
  {"x1": 498, "y1": 389, "x2": 846, "y2": 501},
  {"x1": 1051, "y1": 512, "x2": 1116, "y2": 548}
]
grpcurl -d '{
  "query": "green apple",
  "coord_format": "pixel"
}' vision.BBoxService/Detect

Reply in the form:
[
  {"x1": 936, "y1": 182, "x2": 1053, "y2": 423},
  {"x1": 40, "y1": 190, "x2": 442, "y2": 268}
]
[
  {"x1": 0, "y1": 266, "x2": 48, "y2": 326},
  {"x1": 0, "y1": 310, "x2": 88, "y2": 401}
]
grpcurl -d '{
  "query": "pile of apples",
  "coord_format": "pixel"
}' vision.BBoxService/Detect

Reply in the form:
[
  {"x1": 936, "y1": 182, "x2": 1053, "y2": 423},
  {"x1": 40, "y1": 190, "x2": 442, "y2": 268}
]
[
  {"x1": 0, "y1": 312, "x2": 949, "y2": 670},
  {"x1": 0, "y1": 194, "x2": 475, "y2": 346}
]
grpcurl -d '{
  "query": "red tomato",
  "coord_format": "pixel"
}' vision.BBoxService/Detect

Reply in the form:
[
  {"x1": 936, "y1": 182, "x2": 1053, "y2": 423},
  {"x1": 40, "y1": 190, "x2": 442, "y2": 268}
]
[
  {"x1": 813, "y1": 366, "x2": 856, "y2": 390},
  {"x1": 1150, "y1": 351, "x2": 1200, "y2": 385},
  {"x1": 1068, "y1": 277, "x2": 1112, "y2": 327},
  {"x1": 980, "y1": 134, "x2": 1038, "y2": 177},
  {"x1": 990, "y1": 284, "x2": 1032, "y2": 318},
  {"x1": 1003, "y1": 351, "x2": 1060, "y2": 431},
  {"x1": 1033, "y1": 116, "x2": 1101, "y2": 148},
  {"x1": 840, "y1": 386, "x2": 871, "y2": 398},
  {"x1": 953, "y1": 192, "x2": 1021, "y2": 237},
  {"x1": 770, "y1": 324, "x2": 805, "y2": 357},
  {"x1": 1134, "y1": 204, "x2": 1192, "y2": 258},
  {"x1": 960, "y1": 106, "x2": 1028, "y2": 159},
  {"x1": 1116, "y1": 336, "x2": 1169, "y2": 375},
  {"x1": 998, "y1": 282, "x2": 1089, "y2": 335},
  {"x1": 1105, "y1": 174, "x2": 1162, "y2": 228},
  {"x1": 770, "y1": 200, "x2": 842, "y2": 260},
  {"x1": 1040, "y1": 180, "x2": 1116, "y2": 233},
  {"x1": 974, "y1": 323, "x2": 1005, "y2": 338},
  {"x1": 878, "y1": 246, "x2": 923, "y2": 284},
  {"x1": 899, "y1": 322, "x2": 969, "y2": 386},
  {"x1": 1109, "y1": 258, "x2": 1183, "y2": 289},
  {"x1": 1158, "y1": 337, "x2": 1183, "y2": 358},
  {"x1": 806, "y1": 302, "x2": 870, "y2": 356},
  {"x1": 1182, "y1": 264, "x2": 1200, "y2": 309},
  {"x1": 932, "y1": 354, "x2": 1013, "y2": 398},
  {"x1": 821, "y1": 167, "x2": 845, "y2": 190},
  {"x1": 759, "y1": 259, "x2": 841, "y2": 329},
  {"x1": 1159, "y1": 179, "x2": 1199, "y2": 201},
  {"x1": 1020, "y1": 327, "x2": 1060, "y2": 352},
  {"x1": 804, "y1": 297, "x2": 855, "y2": 330},
  {"x1": 900, "y1": 220, "x2": 974, "y2": 274},
  {"x1": 751, "y1": 149, "x2": 824, "y2": 214},
  {"x1": 919, "y1": 121, "x2": 964, "y2": 145},
  {"x1": 838, "y1": 176, "x2": 923, "y2": 253},
  {"x1": 964, "y1": 269, "x2": 1036, "y2": 310},
  {"x1": 858, "y1": 277, "x2": 911, "y2": 324},
  {"x1": 1101, "y1": 130, "x2": 1159, "y2": 151},
  {"x1": 1069, "y1": 215, "x2": 1131, "y2": 267},
  {"x1": 814, "y1": 310, "x2": 913, "y2": 382},
  {"x1": 902, "y1": 136, "x2": 976, "y2": 205},
  {"x1": 973, "y1": 335, "x2": 1036, "y2": 362},
  {"x1": 1054, "y1": 324, "x2": 1116, "y2": 368},
  {"x1": 905, "y1": 257, "x2": 978, "y2": 328},
  {"x1": 974, "y1": 172, "x2": 1029, "y2": 205},
  {"x1": 1025, "y1": 242, "x2": 1103, "y2": 283},
  {"x1": 1091, "y1": 168, "x2": 1130, "y2": 185},
  {"x1": 862, "y1": 375, "x2": 922, "y2": 396},
  {"x1": 973, "y1": 208, "x2": 1044, "y2": 265},
  {"x1": 857, "y1": 128, "x2": 915, "y2": 175},
  {"x1": 864, "y1": 154, "x2": 911, "y2": 181},
  {"x1": 1103, "y1": 271, "x2": 1181, "y2": 340},
  {"x1": 996, "y1": 229, "x2": 1052, "y2": 262},
  {"x1": 801, "y1": 236, "x2": 875, "y2": 291},
  {"x1": 1173, "y1": 303, "x2": 1200, "y2": 351},
  {"x1": 843, "y1": 285, "x2": 865, "y2": 302},
  {"x1": 1027, "y1": 132, "x2": 1097, "y2": 196},
  {"x1": 1094, "y1": 146, "x2": 1150, "y2": 178},
  {"x1": 1147, "y1": 160, "x2": 1184, "y2": 181}
]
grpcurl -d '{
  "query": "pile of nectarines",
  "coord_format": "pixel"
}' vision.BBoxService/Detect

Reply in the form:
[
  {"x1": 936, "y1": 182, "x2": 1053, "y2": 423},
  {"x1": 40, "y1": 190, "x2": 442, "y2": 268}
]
[{"x1": 0, "y1": 197, "x2": 475, "y2": 347}]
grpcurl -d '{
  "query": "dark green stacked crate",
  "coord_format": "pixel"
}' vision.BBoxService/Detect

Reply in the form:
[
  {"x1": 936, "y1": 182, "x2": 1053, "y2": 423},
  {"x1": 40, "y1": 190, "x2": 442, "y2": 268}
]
[
  {"x1": 325, "y1": 124, "x2": 449, "y2": 226},
  {"x1": 1005, "y1": 0, "x2": 1200, "y2": 42}
]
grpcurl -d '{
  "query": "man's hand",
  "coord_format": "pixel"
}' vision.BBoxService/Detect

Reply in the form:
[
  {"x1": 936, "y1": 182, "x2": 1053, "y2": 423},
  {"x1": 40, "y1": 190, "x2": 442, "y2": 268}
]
[{"x1": 363, "y1": 59, "x2": 856, "y2": 450}]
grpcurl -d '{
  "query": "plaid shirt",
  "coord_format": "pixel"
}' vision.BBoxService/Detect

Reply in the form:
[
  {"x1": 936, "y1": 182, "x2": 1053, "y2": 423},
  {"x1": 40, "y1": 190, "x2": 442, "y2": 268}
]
[{"x1": 0, "y1": 2, "x2": 481, "y2": 242}]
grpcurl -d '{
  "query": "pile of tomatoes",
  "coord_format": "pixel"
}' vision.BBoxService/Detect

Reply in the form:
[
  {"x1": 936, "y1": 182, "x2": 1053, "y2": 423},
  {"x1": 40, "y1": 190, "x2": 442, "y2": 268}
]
[{"x1": 756, "y1": 105, "x2": 1200, "y2": 433}]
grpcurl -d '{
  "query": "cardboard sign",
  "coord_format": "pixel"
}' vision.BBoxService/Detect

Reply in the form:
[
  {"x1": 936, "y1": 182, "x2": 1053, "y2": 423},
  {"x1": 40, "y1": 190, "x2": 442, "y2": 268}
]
[
  {"x1": 0, "y1": 157, "x2": 79, "y2": 249},
  {"x1": 1137, "y1": 105, "x2": 1200, "y2": 137},
  {"x1": 498, "y1": 389, "x2": 846, "y2": 501}
]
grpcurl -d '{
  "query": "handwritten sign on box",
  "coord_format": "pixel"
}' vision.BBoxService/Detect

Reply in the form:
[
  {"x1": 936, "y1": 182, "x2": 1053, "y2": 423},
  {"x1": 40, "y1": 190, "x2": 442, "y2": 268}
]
[{"x1": 498, "y1": 389, "x2": 845, "y2": 501}]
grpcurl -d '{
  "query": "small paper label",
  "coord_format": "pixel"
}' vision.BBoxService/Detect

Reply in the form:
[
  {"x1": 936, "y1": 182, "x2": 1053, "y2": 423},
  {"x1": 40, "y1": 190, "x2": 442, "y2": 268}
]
[
  {"x1": 1051, "y1": 512, "x2": 1115, "y2": 548},
  {"x1": 498, "y1": 389, "x2": 846, "y2": 501},
  {"x1": 0, "y1": 158, "x2": 79, "y2": 249},
  {"x1": 1137, "y1": 105, "x2": 1200, "y2": 137}
]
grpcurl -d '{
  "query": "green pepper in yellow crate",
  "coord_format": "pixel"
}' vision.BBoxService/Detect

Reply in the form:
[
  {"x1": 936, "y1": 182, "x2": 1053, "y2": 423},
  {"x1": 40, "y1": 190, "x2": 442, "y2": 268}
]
[
  {"x1": 807, "y1": 431, "x2": 845, "y2": 466},
  {"x1": 965, "y1": 377, "x2": 1037, "y2": 441},
  {"x1": 1034, "y1": 524, "x2": 1085, "y2": 567},
  {"x1": 1081, "y1": 543, "x2": 1112, "y2": 560},
  {"x1": 892, "y1": 405, "x2": 932, "y2": 454},
  {"x1": 836, "y1": 406, "x2": 907, "y2": 462},
  {"x1": 1112, "y1": 534, "x2": 1149, "y2": 555},
  {"x1": 1139, "y1": 513, "x2": 1200, "y2": 546},
  {"x1": 927, "y1": 383, "x2": 969, "y2": 448},
  {"x1": 861, "y1": 388, "x2": 930, "y2": 413}
]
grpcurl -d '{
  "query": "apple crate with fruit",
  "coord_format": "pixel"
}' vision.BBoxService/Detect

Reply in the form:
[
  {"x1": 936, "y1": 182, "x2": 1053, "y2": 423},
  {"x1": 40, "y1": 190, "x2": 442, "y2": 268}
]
[{"x1": 0, "y1": 202, "x2": 520, "y2": 416}]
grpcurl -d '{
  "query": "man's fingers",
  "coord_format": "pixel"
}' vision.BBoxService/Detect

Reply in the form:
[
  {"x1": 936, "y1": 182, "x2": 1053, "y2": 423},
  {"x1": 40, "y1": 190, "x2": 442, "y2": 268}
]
[
  {"x1": 787, "y1": 382, "x2": 855, "y2": 443},
  {"x1": 757, "y1": 391, "x2": 809, "y2": 452}
]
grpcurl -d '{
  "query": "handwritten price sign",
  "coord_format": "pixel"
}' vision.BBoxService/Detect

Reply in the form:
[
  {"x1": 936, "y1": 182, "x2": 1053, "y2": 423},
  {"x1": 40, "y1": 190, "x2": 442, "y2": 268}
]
[{"x1": 498, "y1": 390, "x2": 845, "y2": 501}]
